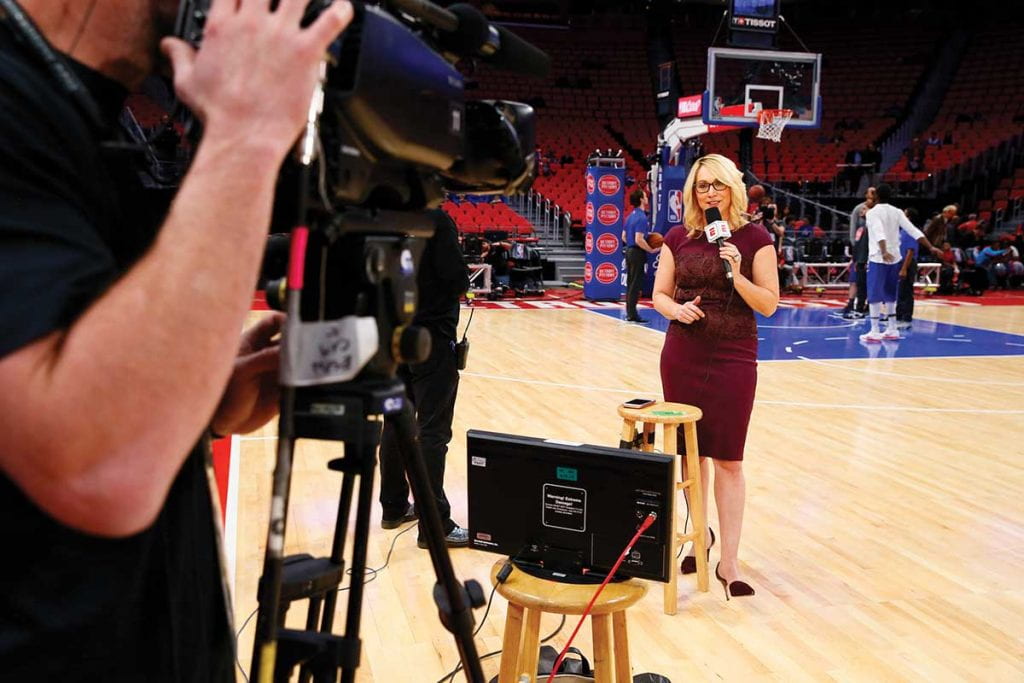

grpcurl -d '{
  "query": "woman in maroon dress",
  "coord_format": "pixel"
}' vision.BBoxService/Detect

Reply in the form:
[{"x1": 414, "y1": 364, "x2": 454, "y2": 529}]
[{"x1": 652, "y1": 154, "x2": 779, "y2": 598}]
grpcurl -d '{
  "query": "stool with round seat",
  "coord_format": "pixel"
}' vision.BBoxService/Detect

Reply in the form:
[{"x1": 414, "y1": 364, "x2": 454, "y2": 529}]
[
  {"x1": 490, "y1": 560, "x2": 647, "y2": 683},
  {"x1": 617, "y1": 401, "x2": 708, "y2": 614}
]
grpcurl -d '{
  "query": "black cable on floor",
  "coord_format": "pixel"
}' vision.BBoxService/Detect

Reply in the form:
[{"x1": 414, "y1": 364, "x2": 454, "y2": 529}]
[{"x1": 235, "y1": 521, "x2": 418, "y2": 682}]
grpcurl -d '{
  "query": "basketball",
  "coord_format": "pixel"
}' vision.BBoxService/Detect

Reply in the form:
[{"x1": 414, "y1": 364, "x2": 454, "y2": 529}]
[
  {"x1": 646, "y1": 232, "x2": 665, "y2": 249},
  {"x1": 748, "y1": 184, "x2": 766, "y2": 201}
]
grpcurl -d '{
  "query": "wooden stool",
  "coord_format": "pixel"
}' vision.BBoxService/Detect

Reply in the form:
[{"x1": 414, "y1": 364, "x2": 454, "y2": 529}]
[
  {"x1": 617, "y1": 401, "x2": 708, "y2": 614},
  {"x1": 491, "y1": 560, "x2": 647, "y2": 683}
]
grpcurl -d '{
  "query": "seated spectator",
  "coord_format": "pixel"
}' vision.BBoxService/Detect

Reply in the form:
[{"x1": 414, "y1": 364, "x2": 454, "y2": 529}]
[
  {"x1": 777, "y1": 242, "x2": 804, "y2": 292},
  {"x1": 995, "y1": 236, "x2": 1022, "y2": 289},
  {"x1": 943, "y1": 130, "x2": 955, "y2": 145},
  {"x1": 937, "y1": 241, "x2": 959, "y2": 294},
  {"x1": 482, "y1": 237, "x2": 514, "y2": 286},
  {"x1": 974, "y1": 238, "x2": 1011, "y2": 289},
  {"x1": 795, "y1": 218, "x2": 813, "y2": 239}
]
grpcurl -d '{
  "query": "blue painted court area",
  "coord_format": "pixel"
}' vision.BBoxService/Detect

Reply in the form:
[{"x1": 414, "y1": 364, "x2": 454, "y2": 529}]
[{"x1": 592, "y1": 307, "x2": 1024, "y2": 361}]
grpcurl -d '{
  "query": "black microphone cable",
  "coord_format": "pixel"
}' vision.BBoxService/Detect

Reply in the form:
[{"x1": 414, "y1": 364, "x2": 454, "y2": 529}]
[{"x1": 234, "y1": 521, "x2": 418, "y2": 682}]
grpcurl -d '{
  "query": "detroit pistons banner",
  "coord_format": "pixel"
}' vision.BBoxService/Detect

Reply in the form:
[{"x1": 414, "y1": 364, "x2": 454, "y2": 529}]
[{"x1": 583, "y1": 166, "x2": 625, "y2": 300}]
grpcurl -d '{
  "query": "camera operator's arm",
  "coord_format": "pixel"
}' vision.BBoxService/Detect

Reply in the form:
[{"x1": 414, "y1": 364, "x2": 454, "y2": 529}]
[{"x1": 0, "y1": 0, "x2": 353, "y2": 538}]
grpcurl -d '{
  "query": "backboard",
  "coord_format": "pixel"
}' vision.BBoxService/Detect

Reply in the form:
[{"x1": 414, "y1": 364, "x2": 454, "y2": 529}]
[{"x1": 703, "y1": 47, "x2": 822, "y2": 129}]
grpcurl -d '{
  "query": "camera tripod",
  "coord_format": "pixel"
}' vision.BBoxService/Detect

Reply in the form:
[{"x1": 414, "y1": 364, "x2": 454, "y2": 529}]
[{"x1": 247, "y1": 218, "x2": 486, "y2": 683}]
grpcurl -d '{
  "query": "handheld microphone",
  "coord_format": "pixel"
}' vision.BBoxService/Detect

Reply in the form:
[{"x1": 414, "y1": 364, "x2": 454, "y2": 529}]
[{"x1": 703, "y1": 207, "x2": 734, "y2": 281}]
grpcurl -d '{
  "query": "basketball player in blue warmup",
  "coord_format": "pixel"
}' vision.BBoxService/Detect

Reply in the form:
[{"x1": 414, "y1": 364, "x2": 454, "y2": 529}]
[{"x1": 861, "y1": 184, "x2": 941, "y2": 342}]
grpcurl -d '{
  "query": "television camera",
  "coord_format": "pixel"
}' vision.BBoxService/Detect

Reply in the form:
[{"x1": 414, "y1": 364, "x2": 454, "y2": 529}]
[{"x1": 173, "y1": 1, "x2": 549, "y2": 681}]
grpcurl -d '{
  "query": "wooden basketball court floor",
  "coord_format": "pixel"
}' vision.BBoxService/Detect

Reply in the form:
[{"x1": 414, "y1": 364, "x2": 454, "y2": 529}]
[{"x1": 228, "y1": 299, "x2": 1024, "y2": 682}]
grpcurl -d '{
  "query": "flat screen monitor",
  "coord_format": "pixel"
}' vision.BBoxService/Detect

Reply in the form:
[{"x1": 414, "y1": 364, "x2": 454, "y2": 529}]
[{"x1": 467, "y1": 430, "x2": 674, "y2": 583}]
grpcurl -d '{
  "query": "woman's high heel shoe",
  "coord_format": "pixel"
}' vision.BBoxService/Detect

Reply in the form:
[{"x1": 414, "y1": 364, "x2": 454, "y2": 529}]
[
  {"x1": 680, "y1": 528, "x2": 715, "y2": 575},
  {"x1": 715, "y1": 562, "x2": 755, "y2": 601}
]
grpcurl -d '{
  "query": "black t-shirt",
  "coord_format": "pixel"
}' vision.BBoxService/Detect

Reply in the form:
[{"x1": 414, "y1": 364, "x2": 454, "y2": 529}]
[
  {"x1": 414, "y1": 210, "x2": 470, "y2": 341},
  {"x1": 853, "y1": 224, "x2": 870, "y2": 265},
  {"x1": 0, "y1": 30, "x2": 233, "y2": 681}
]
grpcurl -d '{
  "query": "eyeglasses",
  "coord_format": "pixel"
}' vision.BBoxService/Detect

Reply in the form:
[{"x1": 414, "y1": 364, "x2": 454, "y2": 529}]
[{"x1": 694, "y1": 180, "x2": 728, "y2": 194}]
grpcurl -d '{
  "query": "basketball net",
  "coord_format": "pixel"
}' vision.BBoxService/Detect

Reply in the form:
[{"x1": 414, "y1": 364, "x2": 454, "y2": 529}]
[{"x1": 756, "y1": 108, "x2": 793, "y2": 143}]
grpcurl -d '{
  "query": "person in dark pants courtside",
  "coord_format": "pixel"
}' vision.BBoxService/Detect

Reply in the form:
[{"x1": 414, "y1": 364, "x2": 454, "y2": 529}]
[
  {"x1": 379, "y1": 209, "x2": 471, "y2": 548},
  {"x1": 623, "y1": 189, "x2": 658, "y2": 323}
]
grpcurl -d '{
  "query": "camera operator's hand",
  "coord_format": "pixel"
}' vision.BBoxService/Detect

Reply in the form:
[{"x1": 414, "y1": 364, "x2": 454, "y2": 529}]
[
  {"x1": 211, "y1": 312, "x2": 285, "y2": 437},
  {"x1": 161, "y1": 0, "x2": 354, "y2": 161}
]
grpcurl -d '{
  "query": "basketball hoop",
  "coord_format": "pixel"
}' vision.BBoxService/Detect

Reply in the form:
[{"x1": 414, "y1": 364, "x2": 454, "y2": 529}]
[{"x1": 756, "y1": 108, "x2": 793, "y2": 143}]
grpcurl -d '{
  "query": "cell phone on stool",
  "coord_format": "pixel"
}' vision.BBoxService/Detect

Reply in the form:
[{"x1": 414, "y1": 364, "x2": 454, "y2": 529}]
[{"x1": 622, "y1": 398, "x2": 655, "y2": 409}]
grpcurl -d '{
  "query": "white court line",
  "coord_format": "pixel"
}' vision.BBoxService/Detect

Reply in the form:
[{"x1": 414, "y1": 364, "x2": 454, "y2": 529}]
[
  {"x1": 759, "y1": 322, "x2": 857, "y2": 329},
  {"x1": 462, "y1": 371, "x2": 644, "y2": 395},
  {"x1": 792, "y1": 340, "x2": 809, "y2": 346},
  {"x1": 1007, "y1": 342, "x2": 1024, "y2": 347},
  {"x1": 232, "y1": 373, "x2": 1024, "y2": 441},
  {"x1": 585, "y1": 308, "x2": 667, "y2": 335},
  {"x1": 824, "y1": 336, "x2": 848, "y2": 341},
  {"x1": 754, "y1": 400, "x2": 1024, "y2": 415},
  {"x1": 224, "y1": 435, "x2": 240, "y2": 597},
  {"x1": 937, "y1": 337, "x2": 972, "y2": 342},
  {"x1": 795, "y1": 355, "x2": 1024, "y2": 386},
  {"x1": 457, "y1": 372, "x2": 1024, "y2": 414}
]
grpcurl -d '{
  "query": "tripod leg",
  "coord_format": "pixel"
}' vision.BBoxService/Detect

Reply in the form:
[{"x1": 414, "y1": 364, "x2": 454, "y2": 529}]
[
  {"x1": 337, "y1": 418, "x2": 380, "y2": 683},
  {"x1": 318, "y1": 467, "x2": 358, "y2": 636},
  {"x1": 251, "y1": 388, "x2": 299, "y2": 683},
  {"x1": 390, "y1": 401, "x2": 486, "y2": 682}
]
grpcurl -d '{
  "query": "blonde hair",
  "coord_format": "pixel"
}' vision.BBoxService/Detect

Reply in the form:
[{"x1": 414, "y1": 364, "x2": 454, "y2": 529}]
[{"x1": 682, "y1": 154, "x2": 748, "y2": 239}]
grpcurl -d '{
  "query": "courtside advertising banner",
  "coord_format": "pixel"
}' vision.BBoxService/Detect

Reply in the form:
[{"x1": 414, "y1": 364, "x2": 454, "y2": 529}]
[
  {"x1": 584, "y1": 166, "x2": 625, "y2": 300},
  {"x1": 644, "y1": 162, "x2": 688, "y2": 295}
]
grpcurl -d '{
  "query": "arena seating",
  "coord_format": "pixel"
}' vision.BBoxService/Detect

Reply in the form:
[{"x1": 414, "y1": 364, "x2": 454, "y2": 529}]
[
  {"x1": 467, "y1": 26, "x2": 656, "y2": 224},
  {"x1": 442, "y1": 197, "x2": 534, "y2": 235},
  {"x1": 974, "y1": 166, "x2": 1024, "y2": 224},
  {"x1": 887, "y1": 25, "x2": 1024, "y2": 179}
]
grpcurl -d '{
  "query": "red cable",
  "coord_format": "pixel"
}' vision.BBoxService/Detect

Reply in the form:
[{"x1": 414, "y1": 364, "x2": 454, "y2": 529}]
[{"x1": 545, "y1": 512, "x2": 657, "y2": 683}]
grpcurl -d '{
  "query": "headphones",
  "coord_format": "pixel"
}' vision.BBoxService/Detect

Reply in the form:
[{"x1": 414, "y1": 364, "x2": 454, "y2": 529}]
[{"x1": 0, "y1": 0, "x2": 108, "y2": 134}]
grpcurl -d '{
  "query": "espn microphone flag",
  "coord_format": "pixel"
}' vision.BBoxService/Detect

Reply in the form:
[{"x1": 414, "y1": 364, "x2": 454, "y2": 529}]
[{"x1": 704, "y1": 207, "x2": 734, "y2": 281}]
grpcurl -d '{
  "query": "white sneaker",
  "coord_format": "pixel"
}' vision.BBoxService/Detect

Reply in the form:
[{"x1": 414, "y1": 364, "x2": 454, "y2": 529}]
[
  {"x1": 859, "y1": 331, "x2": 884, "y2": 343},
  {"x1": 882, "y1": 329, "x2": 901, "y2": 340}
]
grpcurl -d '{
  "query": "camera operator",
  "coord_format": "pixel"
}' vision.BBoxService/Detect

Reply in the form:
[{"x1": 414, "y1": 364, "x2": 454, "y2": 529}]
[
  {"x1": 0, "y1": 0, "x2": 352, "y2": 679},
  {"x1": 379, "y1": 209, "x2": 471, "y2": 548}
]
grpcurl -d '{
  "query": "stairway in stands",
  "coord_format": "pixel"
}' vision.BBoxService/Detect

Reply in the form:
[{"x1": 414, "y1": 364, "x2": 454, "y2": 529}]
[{"x1": 505, "y1": 197, "x2": 586, "y2": 285}]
